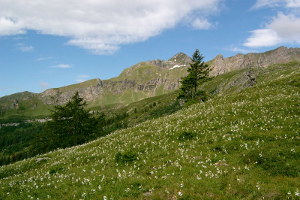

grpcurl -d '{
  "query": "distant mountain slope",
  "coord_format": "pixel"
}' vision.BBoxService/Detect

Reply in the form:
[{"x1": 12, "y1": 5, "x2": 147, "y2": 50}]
[
  {"x1": 0, "y1": 53, "x2": 192, "y2": 117},
  {"x1": 41, "y1": 52, "x2": 191, "y2": 106},
  {"x1": 209, "y1": 46, "x2": 300, "y2": 75},
  {"x1": 0, "y1": 61, "x2": 299, "y2": 199},
  {"x1": 0, "y1": 46, "x2": 300, "y2": 118}
]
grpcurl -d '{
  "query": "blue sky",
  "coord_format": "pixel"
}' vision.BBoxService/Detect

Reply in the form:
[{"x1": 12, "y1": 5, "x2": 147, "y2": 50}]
[{"x1": 0, "y1": 0, "x2": 300, "y2": 97}]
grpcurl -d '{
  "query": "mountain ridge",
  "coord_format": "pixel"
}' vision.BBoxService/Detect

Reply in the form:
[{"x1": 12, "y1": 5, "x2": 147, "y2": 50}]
[
  {"x1": 209, "y1": 46, "x2": 300, "y2": 75},
  {"x1": 0, "y1": 46, "x2": 300, "y2": 116}
]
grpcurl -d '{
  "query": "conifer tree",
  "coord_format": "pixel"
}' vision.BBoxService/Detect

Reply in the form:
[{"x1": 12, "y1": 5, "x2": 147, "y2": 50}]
[
  {"x1": 179, "y1": 49, "x2": 210, "y2": 101},
  {"x1": 46, "y1": 92, "x2": 97, "y2": 146}
]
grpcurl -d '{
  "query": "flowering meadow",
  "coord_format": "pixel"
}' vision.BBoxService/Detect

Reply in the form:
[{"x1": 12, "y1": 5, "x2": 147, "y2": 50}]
[{"x1": 0, "y1": 63, "x2": 299, "y2": 199}]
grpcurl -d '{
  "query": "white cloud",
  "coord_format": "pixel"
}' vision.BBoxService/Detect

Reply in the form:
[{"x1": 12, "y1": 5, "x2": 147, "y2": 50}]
[
  {"x1": 191, "y1": 18, "x2": 212, "y2": 30},
  {"x1": 51, "y1": 64, "x2": 72, "y2": 69},
  {"x1": 286, "y1": 0, "x2": 300, "y2": 7},
  {"x1": 16, "y1": 43, "x2": 34, "y2": 52},
  {"x1": 268, "y1": 13, "x2": 300, "y2": 42},
  {"x1": 244, "y1": 29, "x2": 282, "y2": 47},
  {"x1": 0, "y1": 17, "x2": 25, "y2": 35},
  {"x1": 76, "y1": 75, "x2": 90, "y2": 83},
  {"x1": 244, "y1": 13, "x2": 300, "y2": 47},
  {"x1": 0, "y1": 0, "x2": 221, "y2": 54},
  {"x1": 253, "y1": 0, "x2": 300, "y2": 9}
]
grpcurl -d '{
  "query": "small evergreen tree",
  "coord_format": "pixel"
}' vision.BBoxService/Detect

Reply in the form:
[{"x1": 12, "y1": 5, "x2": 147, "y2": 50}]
[
  {"x1": 178, "y1": 49, "x2": 210, "y2": 102},
  {"x1": 46, "y1": 92, "x2": 97, "y2": 146}
]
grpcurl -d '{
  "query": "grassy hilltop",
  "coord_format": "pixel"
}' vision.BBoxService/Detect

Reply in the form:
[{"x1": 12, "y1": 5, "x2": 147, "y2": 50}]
[{"x1": 0, "y1": 62, "x2": 299, "y2": 199}]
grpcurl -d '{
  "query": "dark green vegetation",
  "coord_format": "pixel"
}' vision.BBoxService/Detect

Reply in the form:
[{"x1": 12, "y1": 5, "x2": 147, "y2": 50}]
[
  {"x1": 0, "y1": 62, "x2": 299, "y2": 199},
  {"x1": 46, "y1": 92, "x2": 100, "y2": 145},
  {"x1": 179, "y1": 49, "x2": 210, "y2": 102}
]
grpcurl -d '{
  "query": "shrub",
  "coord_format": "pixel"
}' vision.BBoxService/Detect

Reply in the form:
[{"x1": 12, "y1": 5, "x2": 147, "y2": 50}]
[
  {"x1": 49, "y1": 165, "x2": 64, "y2": 175},
  {"x1": 115, "y1": 151, "x2": 138, "y2": 165},
  {"x1": 178, "y1": 132, "x2": 196, "y2": 141}
]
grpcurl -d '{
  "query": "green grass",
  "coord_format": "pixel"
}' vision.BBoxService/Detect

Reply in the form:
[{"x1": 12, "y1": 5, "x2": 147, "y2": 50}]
[
  {"x1": 58, "y1": 79, "x2": 101, "y2": 93},
  {"x1": 0, "y1": 63, "x2": 299, "y2": 199}
]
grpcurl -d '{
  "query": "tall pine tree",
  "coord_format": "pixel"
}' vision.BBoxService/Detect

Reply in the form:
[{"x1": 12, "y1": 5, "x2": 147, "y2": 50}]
[{"x1": 179, "y1": 49, "x2": 210, "y2": 101}]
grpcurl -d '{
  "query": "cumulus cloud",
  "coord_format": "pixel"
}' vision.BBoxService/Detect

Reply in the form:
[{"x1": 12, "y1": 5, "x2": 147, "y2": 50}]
[
  {"x1": 191, "y1": 18, "x2": 212, "y2": 30},
  {"x1": 245, "y1": 0, "x2": 300, "y2": 48},
  {"x1": 0, "y1": 17, "x2": 25, "y2": 35},
  {"x1": 244, "y1": 29, "x2": 282, "y2": 47},
  {"x1": 0, "y1": 0, "x2": 221, "y2": 54},
  {"x1": 268, "y1": 13, "x2": 300, "y2": 41},
  {"x1": 51, "y1": 64, "x2": 72, "y2": 69},
  {"x1": 244, "y1": 13, "x2": 300, "y2": 47}
]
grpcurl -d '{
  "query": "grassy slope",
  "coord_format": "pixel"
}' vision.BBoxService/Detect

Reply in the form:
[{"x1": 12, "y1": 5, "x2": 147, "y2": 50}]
[
  {"x1": 94, "y1": 62, "x2": 187, "y2": 106},
  {"x1": 0, "y1": 63, "x2": 299, "y2": 199},
  {"x1": 58, "y1": 79, "x2": 101, "y2": 93}
]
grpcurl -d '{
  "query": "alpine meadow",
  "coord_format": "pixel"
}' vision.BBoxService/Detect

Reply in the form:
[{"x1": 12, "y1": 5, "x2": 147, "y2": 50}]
[
  {"x1": 0, "y1": 47, "x2": 299, "y2": 199},
  {"x1": 1, "y1": 1, "x2": 300, "y2": 199}
]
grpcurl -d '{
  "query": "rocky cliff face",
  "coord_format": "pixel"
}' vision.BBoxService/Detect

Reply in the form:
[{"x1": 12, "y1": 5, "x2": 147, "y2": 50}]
[
  {"x1": 39, "y1": 79, "x2": 104, "y2": 105},
  {"x1": 209, "y1": 46, "x2": 300, "y2": 76}
]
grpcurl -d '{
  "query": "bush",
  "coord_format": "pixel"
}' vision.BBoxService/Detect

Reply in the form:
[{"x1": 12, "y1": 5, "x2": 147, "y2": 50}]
[
  {"x1": 49, "y1": 165, "x2": 65, "y2": 175},
  {"x1": 115, "y1": 151, "x2": 138, "y2": 165},
  {"x1": 178, "y1": 132, "x2": 196, "y2": 141}
]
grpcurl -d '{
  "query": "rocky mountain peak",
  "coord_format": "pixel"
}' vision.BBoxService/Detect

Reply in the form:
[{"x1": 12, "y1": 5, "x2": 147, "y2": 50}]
[
  {"x1": 145, "y1": 52, "x2": 191, "y2": 69},
  {"x1": 169, "y1": 52, "x2": 191, "y2": 64},
  {"x1": 214, "y1": 54, "x2": 224, "y2": 60},
  {"x1": 274, "y1": 46, "x2": 288, "y2": 51}
]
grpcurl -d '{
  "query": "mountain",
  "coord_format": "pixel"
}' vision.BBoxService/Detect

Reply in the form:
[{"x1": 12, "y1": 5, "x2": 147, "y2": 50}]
[
  {"x1": 209, "y1": 46, "x2": 300, "y2": 76},
  {"x1": 1, "y1": 46, "x2": 300, "y2": 118},
  {"x1": 0, "y1": 52, "x2": 192, "y2": 117},
  {"x1": 40, "y1": 52, "x2": 192, "y2": 106},
  {"x1": 0, "y1": 61, "x2": 299, "y2": 199}
]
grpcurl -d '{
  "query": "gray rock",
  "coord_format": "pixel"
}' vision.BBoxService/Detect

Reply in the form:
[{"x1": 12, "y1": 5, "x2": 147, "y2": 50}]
[
  {"x1": 36, "y1": 157, "x2": 50, "y2": 163},
  {"x1": 209, "y1": 46, "x2": 300, "y2": 76}
]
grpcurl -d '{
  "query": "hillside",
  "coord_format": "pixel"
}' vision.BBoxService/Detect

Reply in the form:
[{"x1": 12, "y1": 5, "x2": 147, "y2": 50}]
[
  {"x1": 0, "y1": 62, "x2": 299, "y2": 199},
  {"x1": 43, "y1": 52, "x2": 190, "y2": 107},
  {"x1": 1, "y1": 46, "x2": 300, "y2": 119}
]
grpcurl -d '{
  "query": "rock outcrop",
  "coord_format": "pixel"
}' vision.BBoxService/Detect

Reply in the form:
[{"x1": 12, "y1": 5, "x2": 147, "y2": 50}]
[
  {"x1": 39, "y1": 79, "x2": 104, "y2": 105},
  {"x1": 209, "y1": 46, "x2": 300, "y2": 76}
]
